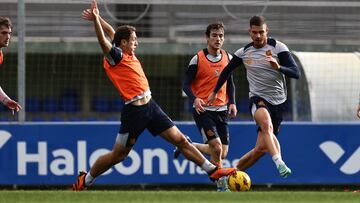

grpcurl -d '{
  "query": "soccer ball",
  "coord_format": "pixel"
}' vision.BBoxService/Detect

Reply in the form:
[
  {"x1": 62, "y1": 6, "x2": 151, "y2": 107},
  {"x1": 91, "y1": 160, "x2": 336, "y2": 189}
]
[{"x1": 227, "y1": 170, "x2": 251, "y2": 192}]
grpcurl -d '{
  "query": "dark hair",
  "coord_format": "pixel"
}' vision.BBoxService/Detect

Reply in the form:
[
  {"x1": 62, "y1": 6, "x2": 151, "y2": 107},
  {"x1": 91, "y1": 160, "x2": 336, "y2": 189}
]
[
  {"x1": 112, "y1": 25, "x2": 136, "y2": 46},
  {"x1": 249, "y1": 15, "x2": 266, "y2": 27},
  {"x1": 205, "y1": 21, "x2": 225, "y2": 37},
  {"x1": 0, "y1": 17, "x2": 12, "y2": 29}
]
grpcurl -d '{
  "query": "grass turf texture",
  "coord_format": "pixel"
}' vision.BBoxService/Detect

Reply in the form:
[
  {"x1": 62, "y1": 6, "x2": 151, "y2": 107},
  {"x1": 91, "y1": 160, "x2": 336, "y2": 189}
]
[{"x1": 0, "y1": 191, "x2": 359, "y2": 203}]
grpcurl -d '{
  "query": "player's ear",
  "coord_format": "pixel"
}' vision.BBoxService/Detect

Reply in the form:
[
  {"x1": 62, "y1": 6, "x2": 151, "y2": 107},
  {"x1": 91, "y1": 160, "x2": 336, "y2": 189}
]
[{"x1": 120, "y1": 39, "x2": 127, "y2": 47}]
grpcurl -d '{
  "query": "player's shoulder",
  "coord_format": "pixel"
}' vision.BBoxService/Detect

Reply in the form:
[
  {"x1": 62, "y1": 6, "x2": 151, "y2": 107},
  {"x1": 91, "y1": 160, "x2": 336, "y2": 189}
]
[
  {"x1": 189, "y1": 54, "x2": 199, "y2": 66},
  {"x1": 233, "y1": 42, "x2": 249, "y2": 56},
  {"x1": 268, "y1": 38, "x2": 289, "y2": 52}
]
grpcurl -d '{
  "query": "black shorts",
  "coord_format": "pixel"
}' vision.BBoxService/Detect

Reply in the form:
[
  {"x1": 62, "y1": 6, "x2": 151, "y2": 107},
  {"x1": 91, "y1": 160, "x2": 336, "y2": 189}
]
[
  {"x1": 249, "y1": 96, "x2": 285, "y2": 135},
  {"x1": 119, "y1": 98, "x2": 174, "y2": 147},
  {"x1": 192, "y1": 109, "x2": 229, "y2": 145}
]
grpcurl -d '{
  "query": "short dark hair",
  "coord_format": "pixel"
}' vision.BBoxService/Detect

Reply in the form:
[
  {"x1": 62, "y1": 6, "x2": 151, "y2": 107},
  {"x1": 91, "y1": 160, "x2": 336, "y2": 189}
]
[
  {"x1": 249, "y1": 15, "x2": 266, "y2": 27},
  {"x1": 112, "y1": 25, "x2": 136, "y2": 46},
  {"x1": 205, "y1": 21, "x2": 225, "y2": 37},
  {"x1": 0, "y1": 17, "x2": 12, "y2": 29}
]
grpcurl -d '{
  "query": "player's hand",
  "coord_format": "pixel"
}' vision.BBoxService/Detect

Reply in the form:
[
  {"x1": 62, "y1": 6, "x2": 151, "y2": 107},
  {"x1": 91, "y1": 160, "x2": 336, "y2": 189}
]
[
  {"x1": 5, "y1": 99, "x2": 22, "y2": 115},
  {"x1": 82, "y1": 9, "x2": 94, "y2": 21},
  {"x1": 91, "y1": 0, "x2": 100, "y2": 18},
  {"x1": 194, "y1": 98, "x2": 206, "y2": 114},
  {"x1": 265, "y1": 56, "x2": 280, "y2": 70},
  {"x1": 357, "y1": 104, "x2": 360, "y2": 118},
  {"x1": 207, "y1": 92, "x2": 217, "y2": 106},
  {"x1": 228, "y1": 104, "x2": 237, "y2": 119}
]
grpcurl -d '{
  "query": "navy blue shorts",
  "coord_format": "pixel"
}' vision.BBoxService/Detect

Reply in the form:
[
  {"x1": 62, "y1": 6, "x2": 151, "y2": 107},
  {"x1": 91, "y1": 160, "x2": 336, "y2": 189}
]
[
  {"x1": 249, "y1": 96, "x2": 285, "y2": 135},
  {"x1": 119, "y1": 99, "x2": 174, "y2": 147},
  {"x1": 192, "y1": 109, "x2": 229, "y2": 145}
]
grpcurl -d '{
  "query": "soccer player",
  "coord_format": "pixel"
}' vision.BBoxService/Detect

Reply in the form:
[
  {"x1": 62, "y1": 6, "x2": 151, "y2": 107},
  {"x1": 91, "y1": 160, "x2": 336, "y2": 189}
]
[
  {"x1": 0, "y1": 17, "x2": 22, "y2": 114},
  {"x1": 208, "y1": 15, "x2": 300, "y2": 178},
  {"x1": 72, "y1": 0, "x2": 236, "y2": 191},
  {"x1": 173, "y1": 22, "x2": 236, "y2": 191}
]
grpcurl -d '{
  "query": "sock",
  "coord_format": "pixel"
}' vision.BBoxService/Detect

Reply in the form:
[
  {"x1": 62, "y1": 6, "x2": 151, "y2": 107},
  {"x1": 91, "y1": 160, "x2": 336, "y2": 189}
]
[
  {"x1": 85, "y1": 172, "x2": 95, "y2": 186},
  {"x1": 201, "y1": 159, "x2": 217, "y2": 173},
  {"x1": 272, "y1": 154, "x2": 284, "y2": 168}
]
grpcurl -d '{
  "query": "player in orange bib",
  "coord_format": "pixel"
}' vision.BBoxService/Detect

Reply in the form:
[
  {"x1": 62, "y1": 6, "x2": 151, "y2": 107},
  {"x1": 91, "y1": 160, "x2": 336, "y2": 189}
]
[
  {"x1": 173, "y1": 22, "x2": 237, "y2": 192},
  {"x1": 0, "y1": 17, "x2": 22, "y2": 114},
  {"x1": 72, "y1": 0, "x2": 236, "y2": 191}
]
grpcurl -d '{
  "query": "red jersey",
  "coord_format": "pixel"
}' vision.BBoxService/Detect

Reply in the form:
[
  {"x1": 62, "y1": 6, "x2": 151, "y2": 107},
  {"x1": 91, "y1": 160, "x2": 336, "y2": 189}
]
[
  {"x1": 191, "y1": 49, "x2": 230, "y2": 106},
  {"x1": 103, "y1": 53, "x2": 150, "y2": 103},
  {"x1": 0, "y1": 51, "x2": 3, "y2": 65}
]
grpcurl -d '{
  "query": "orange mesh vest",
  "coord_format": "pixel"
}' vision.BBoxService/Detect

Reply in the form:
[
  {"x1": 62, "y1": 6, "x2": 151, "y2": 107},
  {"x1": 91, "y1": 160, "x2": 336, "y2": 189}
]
[
  {"x1": 0, "y1": 51, "x2": 3, "y2": 65},
  {"x1": 191, "y1": 49, "x2": 230, "y2": 106},
  {"x1": 103, "y1": 53, "x2": 150, "y2": 102}
]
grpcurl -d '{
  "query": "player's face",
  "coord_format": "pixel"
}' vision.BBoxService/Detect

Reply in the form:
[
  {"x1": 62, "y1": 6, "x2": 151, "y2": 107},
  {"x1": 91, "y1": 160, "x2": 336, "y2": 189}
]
[
  {"x1": 207, "y1": 28, "x2": 224, "y2": 52},
  {"x1": 249, "y1": 24, "x2": 268, "y2": 48},
  {"x1": 0, "y1": 26, "x2": 12, "y2": 48},
  {"x1": 123, "y1": 32, "x2": 138, "y2": 55}
]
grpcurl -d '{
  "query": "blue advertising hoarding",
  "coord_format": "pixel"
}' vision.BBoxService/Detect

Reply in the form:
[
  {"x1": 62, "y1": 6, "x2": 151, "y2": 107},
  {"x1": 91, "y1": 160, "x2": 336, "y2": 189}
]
[{"x1": 0, "y1": 122, "x2": 359, "y2": 185}]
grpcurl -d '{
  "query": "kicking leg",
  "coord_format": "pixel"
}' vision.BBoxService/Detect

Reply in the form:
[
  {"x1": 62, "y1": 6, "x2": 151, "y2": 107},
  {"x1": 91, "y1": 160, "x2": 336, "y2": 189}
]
[
  {"x1": 160, "y1": 126, "x2": 236, "y2": 180},
  {"x1": 73, "y1": 135, "x2": 132, "y2": 191}
]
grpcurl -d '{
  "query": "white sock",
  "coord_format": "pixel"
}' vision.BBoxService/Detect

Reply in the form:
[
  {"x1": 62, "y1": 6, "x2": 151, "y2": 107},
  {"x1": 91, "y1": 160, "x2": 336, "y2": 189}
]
[
  {"x1": 200, "y1": 159, "x2": 217, "y2": 173},
  {"x1": 85, "y1": 172, "x2": 95, "y2": 186},
  {"x1": 272, "y1": 154, "x2": 284, "y2": 168}
]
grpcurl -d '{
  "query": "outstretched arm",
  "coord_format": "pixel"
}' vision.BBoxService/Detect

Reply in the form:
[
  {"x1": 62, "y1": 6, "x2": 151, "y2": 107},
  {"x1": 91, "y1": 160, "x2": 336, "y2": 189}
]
[
  {"x1": 82, "y1": 0, "x2": 115, "y2": 40},
  {"x1": 90, "y1": 0, "x2": 112, "y2": 54},
  {"x1": 208, "y1": 56, "x2": 243, "y2": 105}
]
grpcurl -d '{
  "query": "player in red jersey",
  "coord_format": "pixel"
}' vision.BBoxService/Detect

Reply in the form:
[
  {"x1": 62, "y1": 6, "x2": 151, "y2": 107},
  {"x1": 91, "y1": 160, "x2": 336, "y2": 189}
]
[
  {"x1": 0, "y1": 17, "x2": 22, "y2": 114},
  {"x1": 72, "y1": 0, "x2": 236, "y2": 191}
]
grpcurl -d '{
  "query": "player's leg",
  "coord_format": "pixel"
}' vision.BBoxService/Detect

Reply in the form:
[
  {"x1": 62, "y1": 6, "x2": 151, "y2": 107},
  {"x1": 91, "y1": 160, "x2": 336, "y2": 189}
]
[
  {"x1": 147, "y1": 99, "x2": 236, "y2": 180},
  {"x1": 253, "y1": 107, "x2": 279, "y2": 156},
  {"x1": 270, "y1": 104, "x2": 291, "y2": 177},
  {"x1": 191, "y1": 142, "x2": 212, "y2": 155},
  {"x1": 221, "y1": 144, "x2": 229, "y2": 160},
  {"x1": 87, "y1": 141, "x2": 132, "y2": 183},
  {"x1": 73, "y1": 136, "x2": 134, "y2": 191},
  {"x1": 161, "y1": 126, "x2": 208, "y2": 164},
  {"x1": 72, "y1": 103, "x2": 148, "y2": 191},
  {"x1": 174, "y1": 110, "x2": 223, "y2": 166},
  {"x1": 254, "y1": 108, "x2": 290, "y2": 177},
  {"x1": 159, "y1": 126, "x2": 235, "y2": 180},
  {"x1": 247, "y1": 97, "x2": 291, "y2": 177},
  {"x1": 236, "y1": 133, "x2": 266, "y2": 171}
]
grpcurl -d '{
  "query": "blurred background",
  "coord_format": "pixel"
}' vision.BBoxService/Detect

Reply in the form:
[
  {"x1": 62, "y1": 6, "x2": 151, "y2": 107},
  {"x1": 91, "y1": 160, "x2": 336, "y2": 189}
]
[{"x1": 0, "y1": 0, "x2": 359, "y2": 122}]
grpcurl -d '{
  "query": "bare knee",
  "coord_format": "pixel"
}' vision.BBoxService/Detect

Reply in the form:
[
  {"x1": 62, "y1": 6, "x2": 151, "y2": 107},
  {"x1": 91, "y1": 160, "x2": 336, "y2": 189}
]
[{"x1": 259, "y1": 121, "x2": 273, "y2": 135}]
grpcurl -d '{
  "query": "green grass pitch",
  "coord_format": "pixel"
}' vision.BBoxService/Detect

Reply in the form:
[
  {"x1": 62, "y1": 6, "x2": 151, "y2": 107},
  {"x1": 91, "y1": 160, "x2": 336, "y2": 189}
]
[{"x1": 0, "y1": 190, "x2": 359, "y2": 203}]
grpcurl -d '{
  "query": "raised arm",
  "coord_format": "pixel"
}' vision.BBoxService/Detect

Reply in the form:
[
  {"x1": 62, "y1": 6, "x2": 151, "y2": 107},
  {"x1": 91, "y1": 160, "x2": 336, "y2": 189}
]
[
  {"x1": 90, "y1": 0, "x2": 112, "y2": 54},
  {"x1": 82, "y1": 0, "x2": 115, "y2": 40}
]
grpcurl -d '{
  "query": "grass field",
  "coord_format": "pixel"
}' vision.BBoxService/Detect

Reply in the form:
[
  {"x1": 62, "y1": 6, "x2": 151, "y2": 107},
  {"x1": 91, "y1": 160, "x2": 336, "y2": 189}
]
[{"x1": 0, "y1": 190, "x2": 359, "y2": 203}]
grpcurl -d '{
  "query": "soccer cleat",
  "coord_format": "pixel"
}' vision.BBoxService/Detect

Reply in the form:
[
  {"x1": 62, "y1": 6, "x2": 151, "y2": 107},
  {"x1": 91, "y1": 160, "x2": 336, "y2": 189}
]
[
  {"x1": 216, "y1": 176, "x2": 231, "y2": 192},
  {"x1": 277, "y1": 164, "x2": 292, "y2": 178},
  {"x1": 173, "y1": 135, "x2": 192, "y2": 158},
  {"x1": 209, "y1": 167, "x2": 236, "y2": 181},
  {"x1": 72, "y1": 171, "x2": 87, "y2": 191}
]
